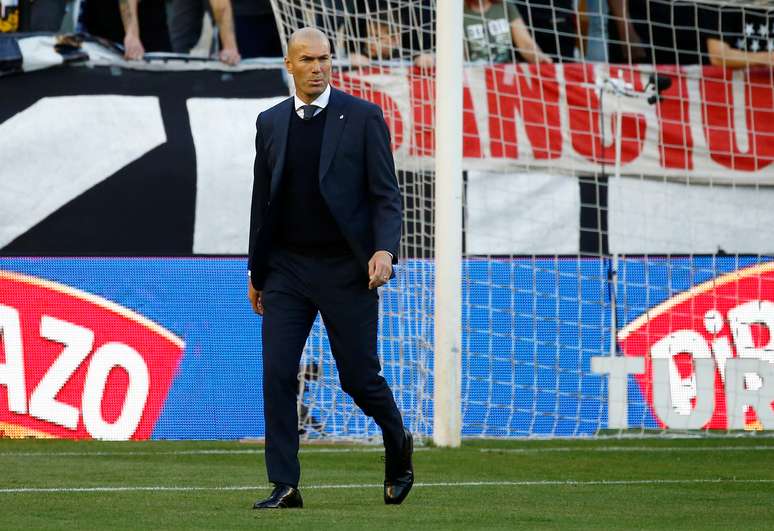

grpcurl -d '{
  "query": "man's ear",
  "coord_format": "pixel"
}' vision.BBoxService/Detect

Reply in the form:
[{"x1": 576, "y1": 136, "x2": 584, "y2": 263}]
[{"x1": 284, "y1": 56, "x2": 292, "y2": 74}]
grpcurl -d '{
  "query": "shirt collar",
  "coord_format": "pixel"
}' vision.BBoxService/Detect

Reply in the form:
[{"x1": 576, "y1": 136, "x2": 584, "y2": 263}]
[{"x1": 294, "y1": 83, "x2": 331, "y2": 111}]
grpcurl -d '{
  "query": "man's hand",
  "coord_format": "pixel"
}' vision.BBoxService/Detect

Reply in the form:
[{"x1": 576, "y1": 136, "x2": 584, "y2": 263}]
[
  {"x1": 368, "y1": 250, "x2": 393, "y2": 290},
  {"x1": 534, "y1": 49, "x2": 553, "y2": 64},
  {"x1": 248, "y1": 279, "x2": 264, "y2": 315},
  {"x1": 348, "y1": 52, "x2": 371, "y2": 67},
  {"x1": 123, "y1": 33, "x2": 145, "y2": 61},
  {"x1": 119, "y1": 0, "x2": 144, "y2": 61},
  {"x1": 413, "y1": 52, "x2": 435, "y2": 69},
  {"x1": 209, "y1": 0, "x2": 240, "y2": 66},
  {"x1": 219, "y1": 46, "x2": 241, "y2": 65}
]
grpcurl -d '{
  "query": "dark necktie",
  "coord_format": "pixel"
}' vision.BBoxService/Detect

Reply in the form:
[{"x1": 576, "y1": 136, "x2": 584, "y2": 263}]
[{"x1": 301, "y1": 105, "x2": 318, "y2": 120}]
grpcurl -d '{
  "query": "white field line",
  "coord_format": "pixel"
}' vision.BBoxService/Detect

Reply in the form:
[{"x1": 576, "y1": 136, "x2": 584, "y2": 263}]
[
  {"x1": 478, "y1": 445, "x2": 774, "y2": 454},
  {"x1": 1, "y1": 478, "x2": 773, "y2": 494},
  {"x1": 1, "y1": 445, "x2": 773, "y2": 458},
  {"x1": 0, "y1": 448, "x2": 421, "y2": 457}
]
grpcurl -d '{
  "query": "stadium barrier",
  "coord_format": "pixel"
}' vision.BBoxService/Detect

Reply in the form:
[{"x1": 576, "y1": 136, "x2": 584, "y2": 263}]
[{"x1": 2, "y1": 37, "x2": 774, "y2": 440}]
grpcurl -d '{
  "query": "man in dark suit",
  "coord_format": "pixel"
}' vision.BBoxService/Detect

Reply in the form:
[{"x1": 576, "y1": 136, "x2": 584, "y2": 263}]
[{"x1": 247, "y1": 27, "x2": 413, "y2": 509}]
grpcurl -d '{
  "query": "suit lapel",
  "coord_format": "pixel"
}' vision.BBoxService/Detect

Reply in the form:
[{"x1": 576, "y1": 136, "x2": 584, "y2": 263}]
[
  {"x1": 318, "y1": 87, "x2": 349, "y2": 184},
  {"x1": 269, "y1": 97, "x2": 293, "y2": 201}
]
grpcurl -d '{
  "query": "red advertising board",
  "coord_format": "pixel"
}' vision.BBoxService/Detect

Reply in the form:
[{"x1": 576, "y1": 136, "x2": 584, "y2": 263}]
[
  {"x1": 619, "y1": 262, "x2": 774, "y2": 429},
  {"x1": 0, "y1": 270, "x2": 184, "y2": 440}
]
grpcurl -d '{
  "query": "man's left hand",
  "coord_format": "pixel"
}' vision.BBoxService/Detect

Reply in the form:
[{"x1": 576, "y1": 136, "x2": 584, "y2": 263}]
[{"x1": 368, "y1": 250, "x2": 393, "y2": 290}]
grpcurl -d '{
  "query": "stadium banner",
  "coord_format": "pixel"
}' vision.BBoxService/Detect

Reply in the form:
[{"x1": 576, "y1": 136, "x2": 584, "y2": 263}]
[
  {"x1": 2, "y1": 63, "x2": 772, "y2": 256},
  {"x1": 1, "y1": 256, "x2": 773, "y2": 440},
  {"x1": 336, "y1": 63, "x2": 774, "y2": 183},
  {"x1": 608, "y1": 177, "x2": 774, "y2": 254},
  {"x1": 0, "y1": 65, "x2": 288, "y2": 256},
  {"x1": 466, "y1": 171, "x2": 580, "y2": 254}
]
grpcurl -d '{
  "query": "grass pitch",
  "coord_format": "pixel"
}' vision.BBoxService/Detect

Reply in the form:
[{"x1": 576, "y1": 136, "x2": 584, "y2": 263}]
[{"x1": 1, "y1": 437, "x2": 773, "y2": 529}]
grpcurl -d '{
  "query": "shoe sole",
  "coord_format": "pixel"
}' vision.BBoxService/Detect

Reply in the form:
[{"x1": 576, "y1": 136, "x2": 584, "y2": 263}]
[
  {"x1": 253, "y1": 505, "x2": 303, "y2": 509},
  {"x1": 384, "y1": 479, "x2": 413, "y2": 505},
  {"x1": 384, "y1": 431, "x2": 414, "y2": 505}
]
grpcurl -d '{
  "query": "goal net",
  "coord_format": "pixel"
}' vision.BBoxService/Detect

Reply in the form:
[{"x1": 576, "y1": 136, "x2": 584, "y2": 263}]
[{"x1": 269, "y1": 0, "x2": 774, "y2": 441}]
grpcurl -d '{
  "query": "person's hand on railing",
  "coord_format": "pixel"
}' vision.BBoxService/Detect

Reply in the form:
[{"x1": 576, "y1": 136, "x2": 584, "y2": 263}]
[
  {"x1": 123, "y1": 32, "x2": 145, "y2": 61},
  {"x1": 413, "y1": 53, "x2": 435, "y2": 69},
  {"x1": 348, "y1": 52, "x2": 372, "y2": 67},
  {"x1": 219, "y1": 46, "x2": 241, "y2": 65}
]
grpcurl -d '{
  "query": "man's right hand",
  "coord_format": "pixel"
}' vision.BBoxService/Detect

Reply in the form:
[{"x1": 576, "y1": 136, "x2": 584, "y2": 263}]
[
  {"x1": 123, "y1": 33, "x2": 145, "y2": 61},
  {"x1": 248, "y1": 279, "x2": 264, "y2": 315}
]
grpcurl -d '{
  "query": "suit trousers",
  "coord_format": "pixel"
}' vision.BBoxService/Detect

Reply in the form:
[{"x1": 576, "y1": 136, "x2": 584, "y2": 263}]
[{"x1": 260, "y1": 248, "x2": 405, "y2": 487}]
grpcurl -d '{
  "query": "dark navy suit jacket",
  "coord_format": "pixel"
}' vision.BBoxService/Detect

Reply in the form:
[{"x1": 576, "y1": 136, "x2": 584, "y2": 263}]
[{"x1": 248, "y1": 86, "x2": 402, "y2": 290}]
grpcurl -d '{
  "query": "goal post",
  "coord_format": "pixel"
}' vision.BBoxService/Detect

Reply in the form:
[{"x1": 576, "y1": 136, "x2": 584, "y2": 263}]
[
  {"x1": 433, "y1": 0, "x2": 464, "y2": 448},
  {"x1": 267, "y1": 0, "x2": 774, "y2": 442}
]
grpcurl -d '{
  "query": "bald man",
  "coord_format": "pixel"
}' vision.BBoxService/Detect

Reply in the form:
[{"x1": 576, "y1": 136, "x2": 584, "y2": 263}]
[{"x1": 247, "y1": 28, "x2": 413, "y2": 509}]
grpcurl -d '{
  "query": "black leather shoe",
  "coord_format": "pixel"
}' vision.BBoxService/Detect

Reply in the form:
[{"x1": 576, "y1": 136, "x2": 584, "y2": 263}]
[
  {"x1": 253, "y1": 484, "x2": 303, "y2": 509},
  {"x1": 384, "y1": 428, "x2": 414, "y2": 505}
]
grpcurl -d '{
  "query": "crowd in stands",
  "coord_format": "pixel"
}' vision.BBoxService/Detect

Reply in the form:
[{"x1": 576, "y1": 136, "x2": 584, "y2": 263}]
[
  {"x1": 0, "y1": 0, "x2": 281, "y2": 65},
  {"x1": 466, "y1": 0, "x2": 774, "y2": 70},
  {"x1": 1, "y1": 0, "x2": 772, "y2": 70}
]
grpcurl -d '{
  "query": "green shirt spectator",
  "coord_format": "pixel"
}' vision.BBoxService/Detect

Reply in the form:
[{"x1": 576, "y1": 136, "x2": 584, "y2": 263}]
[{"x1": 464, "y1": 0, "x2": 551, "y2": 64}]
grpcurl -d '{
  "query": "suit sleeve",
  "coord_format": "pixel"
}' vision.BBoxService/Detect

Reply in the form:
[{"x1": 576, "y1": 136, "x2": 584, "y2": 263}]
[
  {"x1": 364, "y1": 106, "x2": 402, "y2": 263},
  {"x1": 248, "y1": 115, "x2": 270, "y2": 277}
]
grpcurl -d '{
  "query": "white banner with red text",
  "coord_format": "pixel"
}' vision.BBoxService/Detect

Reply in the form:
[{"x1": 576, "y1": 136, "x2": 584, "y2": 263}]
[{"x1": 335, "y1": 64, "x2": 774, "y2": 183}]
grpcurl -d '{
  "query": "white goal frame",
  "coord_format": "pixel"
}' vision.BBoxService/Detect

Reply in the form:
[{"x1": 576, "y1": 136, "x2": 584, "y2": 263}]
[{"x1": 433, "y1": 0, "x2": 464, "y2": 448}]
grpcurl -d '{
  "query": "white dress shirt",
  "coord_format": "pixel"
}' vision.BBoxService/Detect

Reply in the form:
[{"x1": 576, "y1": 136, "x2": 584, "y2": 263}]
[{"x1": 294, "y1": 84, "x2": 331, "y2": 119}]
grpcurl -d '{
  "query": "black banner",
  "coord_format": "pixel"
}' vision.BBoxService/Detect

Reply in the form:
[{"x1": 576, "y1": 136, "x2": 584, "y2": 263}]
[{"x1": 1, "y1": 65, "x2": 287, "y2": 255}]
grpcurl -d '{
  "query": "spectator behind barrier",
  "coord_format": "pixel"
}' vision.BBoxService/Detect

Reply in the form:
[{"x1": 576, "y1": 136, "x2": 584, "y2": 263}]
[
  {"x1": 511, "y1": 0, "x2": 577, "y2": 62},
  {"x1": 30, "y1": 0, "x2": 68, "y2": 31},
  {"x1": 167, "y1": 0, "x2": 241, "y2": 64},
  {"x1": 82, "y1": 0, "x2": 171, "y2": 59},
  {"x1": 230, "y1": 0, "x2": 282, "y2": 58},
  {"x1": 602, "y1": 0, "x2": 647, "y2": 63},
  {"x1": 578, "y1": 0, "x2": 646, "y2": 63},
  {"x1": 603, "y1": 1, "x2": 773, "y2": 67},
  {"x1": 464, "y1": 0, "x2": 551, "y2": 64},
  {"x1": 609, "y1": 0, "x2": 701, "y2": 64},
  {"x1": 700, "y1": 3, "x2": 774, "y2": 69},
  {"x1": 0, "y1": 0, "x2": 23, "y2": 32},
  {"x1": 346, "y1": 1, "x2": 434, "y2": 68},
  {"x1": 1, "y1": 0, "x2": 68, "y2": 32},
  {"x1": 581, "y1": 0, "x2": 609, "y2": 62}
]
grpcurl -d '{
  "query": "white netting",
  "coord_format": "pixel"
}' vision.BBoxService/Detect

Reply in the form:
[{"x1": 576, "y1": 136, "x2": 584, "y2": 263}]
[{"x1": 271, "y1": 0, "x2": 774, "y2": 440}]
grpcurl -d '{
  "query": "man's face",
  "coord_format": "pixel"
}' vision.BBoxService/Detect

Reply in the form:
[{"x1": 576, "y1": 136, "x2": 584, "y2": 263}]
[{"x1": 285, "y1": 35, "x2": 332, "y2": 103}]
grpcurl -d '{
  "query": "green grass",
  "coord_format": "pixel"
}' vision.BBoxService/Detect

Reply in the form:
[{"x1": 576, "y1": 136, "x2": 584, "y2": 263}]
[{"x1": 1, "y1": 437, "x2": 774, "y2": 529}]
